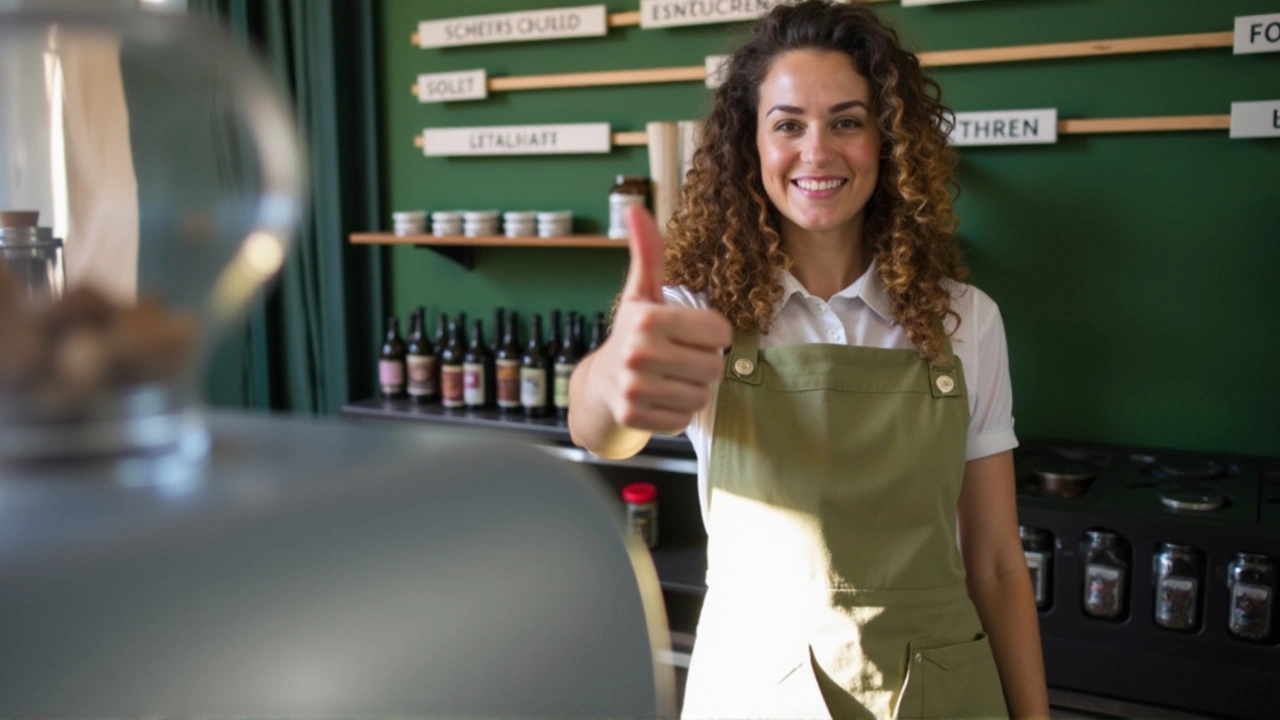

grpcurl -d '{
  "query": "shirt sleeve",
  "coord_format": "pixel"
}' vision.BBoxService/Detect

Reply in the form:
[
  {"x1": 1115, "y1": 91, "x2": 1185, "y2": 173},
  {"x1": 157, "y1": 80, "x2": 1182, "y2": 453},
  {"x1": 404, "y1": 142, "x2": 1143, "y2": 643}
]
[{"x1": 967, "y1": 294, "x2": 1018, "y2": 461}]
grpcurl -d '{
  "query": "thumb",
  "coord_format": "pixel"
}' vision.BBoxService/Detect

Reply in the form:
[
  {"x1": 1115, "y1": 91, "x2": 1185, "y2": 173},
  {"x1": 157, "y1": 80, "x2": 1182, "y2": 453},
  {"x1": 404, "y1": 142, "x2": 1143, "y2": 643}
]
[{"x1": 620, "y1": 204, "x2": 666, "y2": 304}]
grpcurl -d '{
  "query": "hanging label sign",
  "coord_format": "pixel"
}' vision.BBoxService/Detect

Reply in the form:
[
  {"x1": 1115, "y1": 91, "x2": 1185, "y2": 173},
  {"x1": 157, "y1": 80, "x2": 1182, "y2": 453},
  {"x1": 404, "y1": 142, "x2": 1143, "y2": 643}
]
[
  {"x1": 417, "y1": 5, "x2": 607, "y2": 49},
  {"x1": 1234, "y1": 13, "x2": 1280, "y2": 54},
  {"x1": 902, "y1": 0, "x2": 991, "y2": 5},
  {"x1": 640, "y1": 0, "x2": 779, "y2": 29},
  {"x1": 417, "y1": 69, "x2": 487, "y2": 103},
  {"x1": 949, "y1": 109, "x2": 1058, "y2": 146},
  {"x1": 705, "y1": 55, "x2": 729, "y2": 88},
  {"x1": 1229, "y1": 100, "x2": 1280, "y2": 138},
  {"x1": 423, "y1": 123, "x2": 612, "y2": 156}
]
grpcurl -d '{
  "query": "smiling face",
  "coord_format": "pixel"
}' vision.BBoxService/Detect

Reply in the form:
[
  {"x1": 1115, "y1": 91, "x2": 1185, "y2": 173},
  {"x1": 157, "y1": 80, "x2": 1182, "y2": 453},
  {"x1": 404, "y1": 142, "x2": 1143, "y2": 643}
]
[{"x1": 755, "y1": 49, "x2": 882, "y2": 244}]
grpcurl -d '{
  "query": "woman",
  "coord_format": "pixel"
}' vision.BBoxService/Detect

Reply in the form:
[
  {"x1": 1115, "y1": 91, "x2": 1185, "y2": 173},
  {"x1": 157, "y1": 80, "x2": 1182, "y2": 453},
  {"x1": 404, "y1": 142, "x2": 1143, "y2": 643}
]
[{"x1": 568, "y1": 1, "x2": 1049, "y2": 717}]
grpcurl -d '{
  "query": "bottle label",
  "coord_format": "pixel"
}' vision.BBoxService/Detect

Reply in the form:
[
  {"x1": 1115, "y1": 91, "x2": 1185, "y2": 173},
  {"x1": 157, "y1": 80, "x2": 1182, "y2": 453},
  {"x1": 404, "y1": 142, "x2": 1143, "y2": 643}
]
[
  {"x1": 520, "y1": 367, "x2": 547, "y2": 408},
  {"x1": 1229, "y1": 583, "x2": 1272, "y2": 640},
  {"x1": 553, "y1": 362, "x2": 575, "y2": 409},
  {"x1": 463, "y1": 363, "x2": 486, "y2": 406},
  {"x1": 407, "y1": 354, "x2": 436, "y2": 397},
  {"x1": 609, "y1": 193, "x2": 646, "y2": 239},
  {"x1": 497, "y1": 359, "x2": 521, "y2": 408},
  {"x1": 441, "y1": 365, "x2": 464, "y2": 407},
  {"x1": 1156, "y1": 577, "x2": 1198, "y2": 630},
  {"x1": 379, "y1": 359, "x2": 404, "y2": 393},
  {"x1": 1084, "y1": 564, "x2": 1124, "y2": 618}
]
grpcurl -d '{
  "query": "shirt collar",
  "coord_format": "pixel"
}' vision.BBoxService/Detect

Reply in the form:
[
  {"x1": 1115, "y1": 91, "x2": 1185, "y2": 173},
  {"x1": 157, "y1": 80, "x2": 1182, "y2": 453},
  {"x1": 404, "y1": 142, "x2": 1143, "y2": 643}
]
[{"x1": 776, "y1": 259, "x2": 895, "y2": 324}]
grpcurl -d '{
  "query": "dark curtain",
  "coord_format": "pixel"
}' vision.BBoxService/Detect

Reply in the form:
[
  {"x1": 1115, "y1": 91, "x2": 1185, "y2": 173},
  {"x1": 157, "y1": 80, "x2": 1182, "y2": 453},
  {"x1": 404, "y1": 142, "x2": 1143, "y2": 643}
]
[{"x1": 192, "y1": 0, "x2": 385, "y2": 415}]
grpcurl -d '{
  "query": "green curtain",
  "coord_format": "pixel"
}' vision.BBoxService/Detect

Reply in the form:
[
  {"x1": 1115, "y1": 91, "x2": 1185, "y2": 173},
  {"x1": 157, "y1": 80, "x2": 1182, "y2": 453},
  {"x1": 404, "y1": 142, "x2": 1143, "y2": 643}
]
[{"x1": 191, "y1": 0, "x2": 386, "y2": 415}]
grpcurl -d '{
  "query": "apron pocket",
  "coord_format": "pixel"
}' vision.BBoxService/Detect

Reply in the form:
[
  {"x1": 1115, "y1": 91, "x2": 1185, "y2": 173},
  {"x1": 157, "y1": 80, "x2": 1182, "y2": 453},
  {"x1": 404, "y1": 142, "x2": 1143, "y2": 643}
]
[
  {"x1": 896, "y1": 634, "x2": 1007, "y2": 720},
  {"x1": 766, "y1": 646, "x2": 835, "y2": 720}
]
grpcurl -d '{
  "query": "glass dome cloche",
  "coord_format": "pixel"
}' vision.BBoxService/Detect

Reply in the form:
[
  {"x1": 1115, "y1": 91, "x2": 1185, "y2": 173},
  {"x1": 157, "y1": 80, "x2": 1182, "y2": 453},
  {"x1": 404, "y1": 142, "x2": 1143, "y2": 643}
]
[{"x1": 0, "y1": 1, "x2": 305, "y2": 463}]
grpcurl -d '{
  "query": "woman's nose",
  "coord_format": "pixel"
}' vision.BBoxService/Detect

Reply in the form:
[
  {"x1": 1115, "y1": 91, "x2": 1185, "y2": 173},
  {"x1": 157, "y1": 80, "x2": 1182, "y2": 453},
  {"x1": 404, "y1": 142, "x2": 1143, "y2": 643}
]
[{"x1": 800, "y1": 128, "x2": 836, "y2": 165}]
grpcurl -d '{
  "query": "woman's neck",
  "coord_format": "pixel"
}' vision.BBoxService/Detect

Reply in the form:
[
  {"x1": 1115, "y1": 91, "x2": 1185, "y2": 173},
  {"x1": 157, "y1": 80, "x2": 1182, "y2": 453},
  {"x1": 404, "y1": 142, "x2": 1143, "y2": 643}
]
[{"x1": 781, "y1": 219, "x2": 871, "y2": 301}]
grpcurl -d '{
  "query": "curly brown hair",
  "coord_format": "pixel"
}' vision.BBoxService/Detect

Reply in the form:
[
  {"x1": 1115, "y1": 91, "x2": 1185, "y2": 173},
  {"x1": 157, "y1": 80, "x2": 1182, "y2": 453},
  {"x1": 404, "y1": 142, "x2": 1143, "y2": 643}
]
[{"x1": 666, "y1": 0, "x2": 965, "y2": 363}]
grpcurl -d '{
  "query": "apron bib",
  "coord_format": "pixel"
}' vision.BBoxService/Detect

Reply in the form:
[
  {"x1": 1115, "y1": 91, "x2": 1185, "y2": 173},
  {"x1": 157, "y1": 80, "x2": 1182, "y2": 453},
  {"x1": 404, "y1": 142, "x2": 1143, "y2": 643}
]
[{"x1": 682, "y1": 330, "x2": 1008, "y2": 720}]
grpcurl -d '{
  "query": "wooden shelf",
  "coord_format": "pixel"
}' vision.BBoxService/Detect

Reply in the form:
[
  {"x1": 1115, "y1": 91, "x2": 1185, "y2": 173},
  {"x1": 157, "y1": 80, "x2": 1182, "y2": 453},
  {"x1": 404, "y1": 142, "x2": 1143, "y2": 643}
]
[{"x1": 350, "y1": 232, "x2": 624, "y2": 248}]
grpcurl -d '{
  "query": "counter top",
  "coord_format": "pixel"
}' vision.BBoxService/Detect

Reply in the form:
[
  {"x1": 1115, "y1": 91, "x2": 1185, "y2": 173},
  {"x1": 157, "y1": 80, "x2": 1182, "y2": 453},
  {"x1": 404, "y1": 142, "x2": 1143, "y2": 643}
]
[
  {"x1": 343, "y1": 398, "x2": 709, "y2": 595},
  {"x1": 341, "y1": 398, "x2": 697, "y2": 456}
]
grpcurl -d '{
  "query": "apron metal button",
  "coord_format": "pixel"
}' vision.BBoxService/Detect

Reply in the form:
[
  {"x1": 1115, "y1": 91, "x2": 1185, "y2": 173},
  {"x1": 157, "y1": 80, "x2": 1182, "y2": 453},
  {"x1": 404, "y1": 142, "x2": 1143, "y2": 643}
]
[
  {"x1": 935, "y1": 375, "x2": 955, "y2": 393},
  {"x1": 915, "y1": 653, "x2": 923, "y2": 662},
  {"x1": 733, "y1": 358, "x2": 755, "y2": 376}
]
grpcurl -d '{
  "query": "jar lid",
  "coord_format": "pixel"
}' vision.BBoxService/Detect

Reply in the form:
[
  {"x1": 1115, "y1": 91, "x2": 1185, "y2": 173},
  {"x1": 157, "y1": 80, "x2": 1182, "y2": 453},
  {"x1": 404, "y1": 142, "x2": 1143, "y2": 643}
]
[
  {"x1": 503, "y1": 211, "x2": 537, "y2": 221},
  {"x1": 1159, "y1": 487, "x2": 1226, "y2": 512},
  {"x1": 614, "y1": 174, "x2": 647, "y2": 185},
  {"x1": 392, "y1": 210, "x2": 427, "y2": 220},
  {"x1": 432, "y1": 211, "x2": 464, "y2": 221},
  {"x1": 622, "y1": 482, "x2": 656, "y2": 504},
  {"x1": 1085, "y1": 529, "x2": 1119, "y2": 543},
  {"x1": 463, "y1": 210, "x2": 499, "y2": 221},
  {"x1": 0, "y1": 210, "x2": 40, "y2": 227},
  {"x1": 1232, "y1": 552, "x2": 1274, "y2": 564},
  {"x1": 537, "y1": 211, "x2": 572, "y2": 222}
]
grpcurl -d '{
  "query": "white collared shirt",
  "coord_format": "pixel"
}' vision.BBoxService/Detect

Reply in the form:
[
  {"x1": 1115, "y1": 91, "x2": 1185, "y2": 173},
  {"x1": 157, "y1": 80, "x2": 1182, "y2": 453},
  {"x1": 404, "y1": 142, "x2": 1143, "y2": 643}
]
[{"x1": 662, "y1": 262, "x2": 1018, "y2": 518}]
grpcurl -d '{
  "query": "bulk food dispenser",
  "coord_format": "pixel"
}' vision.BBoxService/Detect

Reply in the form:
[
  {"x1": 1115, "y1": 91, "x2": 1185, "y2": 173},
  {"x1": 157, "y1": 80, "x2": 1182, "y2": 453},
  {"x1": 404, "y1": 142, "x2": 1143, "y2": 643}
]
[{"x1": 0, "y1": 2, "x2": 304, "y2": 463}]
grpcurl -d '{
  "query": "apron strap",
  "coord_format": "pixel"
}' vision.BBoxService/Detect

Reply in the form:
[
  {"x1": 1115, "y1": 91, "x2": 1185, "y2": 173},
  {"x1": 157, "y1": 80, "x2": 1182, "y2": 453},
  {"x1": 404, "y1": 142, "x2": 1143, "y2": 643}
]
[
  {"x1": 927, "y1": 319, "x2": 962, "y2": 399},
  {"x1": 724, "y1": 329, "x2": 763, "y2": 386}
]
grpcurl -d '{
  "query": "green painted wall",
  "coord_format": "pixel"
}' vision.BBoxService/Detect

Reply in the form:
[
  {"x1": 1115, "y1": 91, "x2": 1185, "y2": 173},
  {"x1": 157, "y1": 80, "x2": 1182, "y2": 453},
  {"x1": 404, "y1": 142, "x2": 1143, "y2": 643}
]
[{"x1": 378, "y1": 0, "x2": 1279, "y2": 455}]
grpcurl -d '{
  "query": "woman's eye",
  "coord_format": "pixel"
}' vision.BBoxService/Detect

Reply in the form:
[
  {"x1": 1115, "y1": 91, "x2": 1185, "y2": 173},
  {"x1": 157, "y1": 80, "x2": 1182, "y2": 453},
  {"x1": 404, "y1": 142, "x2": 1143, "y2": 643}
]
[
  {"x1": 835, "y1": 117, "x2": 864, "y2": 130},
  {"x1": 775, "y1": 120, "x2": 801, "y2": 132}
]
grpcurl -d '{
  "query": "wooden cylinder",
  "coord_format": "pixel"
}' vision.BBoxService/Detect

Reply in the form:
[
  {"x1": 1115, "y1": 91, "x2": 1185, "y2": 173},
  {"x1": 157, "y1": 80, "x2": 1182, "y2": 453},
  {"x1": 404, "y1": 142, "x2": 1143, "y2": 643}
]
[{"x1": 647, "y1": 122, "x2": 681, "y2": 233}]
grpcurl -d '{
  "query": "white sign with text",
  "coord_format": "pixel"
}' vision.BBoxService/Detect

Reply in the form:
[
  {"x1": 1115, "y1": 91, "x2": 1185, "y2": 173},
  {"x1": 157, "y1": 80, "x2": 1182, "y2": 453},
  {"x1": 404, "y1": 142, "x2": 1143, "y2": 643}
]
[
  {"x1": 417, "y1": 5, "x2": 607, "y2": 49},
  {"x1": 641, "y1": 0, "x2": 779, "y2": 29},
  {"x1": 1229, "y1": 100, "x2": 1280, "y2": 138},
  {"x1": 1234, "y1": 13, "x2": 1280, "y2": 54},
  {"x1": 423, "y1": 123, "x2": 613, "y2": 156},
  {"x1": 949, "y1": 109, "x2": 1058, "y2": 146},
  {"x1": 417, "y1": 69, "x2": 487, "y2": 103}
]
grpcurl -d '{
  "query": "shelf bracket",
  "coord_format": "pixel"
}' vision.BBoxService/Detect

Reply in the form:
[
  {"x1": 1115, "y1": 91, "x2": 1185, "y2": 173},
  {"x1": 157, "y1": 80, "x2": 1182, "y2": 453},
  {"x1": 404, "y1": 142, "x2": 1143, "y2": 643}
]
[{"x1": 416, "y1": 244, "x2": 476, "y2": 270}]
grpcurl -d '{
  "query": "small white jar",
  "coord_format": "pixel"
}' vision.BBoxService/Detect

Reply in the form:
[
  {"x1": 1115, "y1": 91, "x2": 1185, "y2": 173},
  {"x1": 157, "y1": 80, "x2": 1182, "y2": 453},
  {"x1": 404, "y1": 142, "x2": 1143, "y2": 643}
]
[{"x1": 392, "y1": 210, "x2": 426, "y2": 236}]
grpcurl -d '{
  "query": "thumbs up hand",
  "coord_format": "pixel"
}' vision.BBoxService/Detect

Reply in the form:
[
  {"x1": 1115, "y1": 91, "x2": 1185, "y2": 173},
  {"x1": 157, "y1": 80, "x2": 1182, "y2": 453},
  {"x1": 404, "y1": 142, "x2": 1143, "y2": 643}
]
[{"x1": 594, "y1": 205, "x2": 733, "y2": 433}]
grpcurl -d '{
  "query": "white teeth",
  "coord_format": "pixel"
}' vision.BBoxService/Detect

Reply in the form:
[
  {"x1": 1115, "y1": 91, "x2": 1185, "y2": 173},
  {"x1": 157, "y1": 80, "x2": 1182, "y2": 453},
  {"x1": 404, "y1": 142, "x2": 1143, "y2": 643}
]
[{"x1": 795, "y1": 179, "x2": 844, "y2": 191}]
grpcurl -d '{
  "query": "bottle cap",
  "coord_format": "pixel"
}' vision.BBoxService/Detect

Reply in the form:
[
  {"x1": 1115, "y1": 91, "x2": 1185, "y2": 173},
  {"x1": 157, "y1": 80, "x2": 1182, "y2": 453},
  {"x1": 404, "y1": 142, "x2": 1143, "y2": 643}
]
[{"x1": 622, "y1": 482, "x2": 657, "y2": 505}]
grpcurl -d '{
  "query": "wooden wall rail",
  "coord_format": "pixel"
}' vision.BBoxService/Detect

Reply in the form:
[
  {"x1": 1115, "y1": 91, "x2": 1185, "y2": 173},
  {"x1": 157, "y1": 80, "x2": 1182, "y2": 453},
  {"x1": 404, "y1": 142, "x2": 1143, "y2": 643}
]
[{"x1": 411, "y1": 30, "x2": 1235, "y2": 96}]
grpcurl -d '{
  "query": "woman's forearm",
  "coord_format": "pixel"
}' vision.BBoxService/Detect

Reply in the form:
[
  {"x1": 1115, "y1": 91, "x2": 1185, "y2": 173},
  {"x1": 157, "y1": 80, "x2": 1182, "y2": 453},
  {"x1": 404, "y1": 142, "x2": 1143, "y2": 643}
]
[
  {"x1": 567, "y1": 352, "x2": 652, "y2": 459},
  {"x1": 967, "y1": 564, "x2": 1051, "y2": 720}
]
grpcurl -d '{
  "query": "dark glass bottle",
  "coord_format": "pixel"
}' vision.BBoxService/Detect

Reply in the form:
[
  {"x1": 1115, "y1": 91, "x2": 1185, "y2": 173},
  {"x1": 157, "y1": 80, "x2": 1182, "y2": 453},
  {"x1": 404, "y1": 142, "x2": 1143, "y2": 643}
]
[
  {"x1": 463, "y1": 319, "x2": 491, "y2": 409},
  {"x1": 553, "y1": 313, "x2": 580, "y2": 420},
  {"x1": 492, "y1": 307, "x2": 505, "y2": 354},
  {"x1": 495, "y1": 312, "x2": 523, "y2": 413},
  {"x1": 545, "y1": 308, "x2": 562, "y2": 359},
  {"x1": 567, "y1": 311, "x2": 581, "y2": 355},
  {"x1": 433, "y1": 312, "x2": 448, "y2": 355},
  {"x1": 588, "y1": 311, "x2": 607, "y2": 354},
  {"x1": 521, "y1": 313, "x2": 550, "y2": 417},
  {"x1": 440, "y1": 316, "x2": 465, "y2": 409},
  {"x1": 406, "y1": 310, "x2": 437, "y2": 403},
  {"x1": 379, "y1": 316, "x2": 406, "y2": 398}
]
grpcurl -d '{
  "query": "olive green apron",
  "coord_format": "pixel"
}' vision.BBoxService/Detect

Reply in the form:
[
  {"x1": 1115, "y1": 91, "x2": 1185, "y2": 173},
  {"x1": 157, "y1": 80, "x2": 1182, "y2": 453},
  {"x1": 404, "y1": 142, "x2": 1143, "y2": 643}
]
[{"x1": 681, "y1": 329, "x2": 1008, "y2": 720}]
